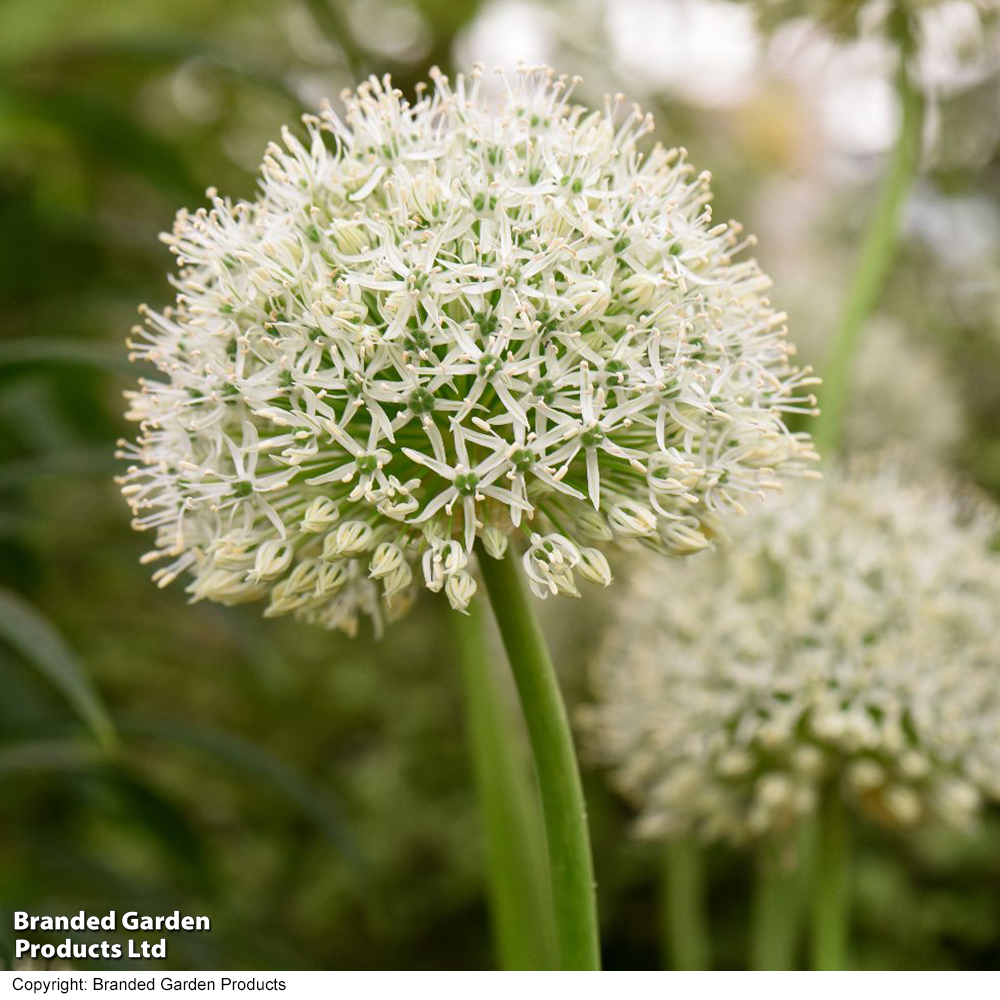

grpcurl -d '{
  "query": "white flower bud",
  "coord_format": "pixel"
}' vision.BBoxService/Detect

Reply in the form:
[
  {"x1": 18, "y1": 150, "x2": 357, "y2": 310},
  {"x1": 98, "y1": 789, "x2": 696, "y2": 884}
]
[
  {"x1": 315, "y1": 560, "x2": 349, "y2": 596},
  {"x1": 848, "y1": 759, "x2": 884, "y2": 790},
  {"x1": 935, "y1": 780, "x2": 979, "y2": 819},
  {"x1": 211, "y1": 537, "x2": 255, "y2": 571},
  {"x1": 369, "y1": 542, "x2": 405, "y2": 580},
  {"x1": 382, "y1": 561, "x2": 413, "y2": 600},
  {"x1": 285, "y1": 558, "x2": 320, "y2": 595},
  {"x1": 577, "y1": 547, "x2": 613, "y2": 587},
  {"x1": 883, "y1": 786, "x2": 922, "y2": 825},
  {"x1": 264, "y1": 578, "x2": 312, "y2": 617},
  {"x1": 188, "y1": 569, "x2": 266, "y2": 606},
  {"x1": 756, "y1": 773, "x2": 793, "y2": 808},
  {"x1": 482, "y1": 525, "x2": 509, "y2": 560},
  {"x1": 445, "y1": 570, "x2": 477, "y2": 613},
  {"x1": 899, "y1": 751, "x2": 930, "y2": 779},
  {"x1": 301, "y1": 496, "x2": 340, "y2": 532},
  {"x1": 608, "y1": 501, "x2": 658, "y2": 537},
  {"x1": 332, "y1": 220, "x2": 367, "y2": 254},
  {"x1": 717, "y1": 750, "x2": 753, "y2": 777},
  {"x1": 791, "y1": 745, "x2": 824, "y2": 776},
  {"x1": 249, "y1": 540, "x2": 294, "y2": 582},
  {"x1": 659, "y1": 519, "x2": 710, "y2": 555},
  {"x1": 385, "y1": 587, "x2": 416, "y2": 621},
  {"x1": 324, "y1": 521, "x2": 373, "y2": 559},
  {"x1": 575, "y1": 509, "x2": 614, "y2": 542}
]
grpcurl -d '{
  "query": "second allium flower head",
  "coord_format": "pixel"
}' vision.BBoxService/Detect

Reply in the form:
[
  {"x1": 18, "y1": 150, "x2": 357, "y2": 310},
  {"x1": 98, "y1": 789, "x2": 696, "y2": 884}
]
[
  {"x1": 587, "y1": 463, "x2": 1000, "y2": 844},
  {"x1": 118, "y1": 66, "x2": 817, "y2": 635}
]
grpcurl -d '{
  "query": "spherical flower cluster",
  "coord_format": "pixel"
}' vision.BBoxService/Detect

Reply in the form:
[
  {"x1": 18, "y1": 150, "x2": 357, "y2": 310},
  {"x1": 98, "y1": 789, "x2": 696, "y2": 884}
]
[
  {"x1": 118, "y1": 66, "x2": 816, "y2": 636},
  {"x1": 586, "y1": 462, "x2": 1000, "y2": 843},
  {"x1": 840, "y1": 319, "x2": 966, "y2": 460},
  {"x1": 793, "y1": 316, "x2": 966, "y2": 463}
]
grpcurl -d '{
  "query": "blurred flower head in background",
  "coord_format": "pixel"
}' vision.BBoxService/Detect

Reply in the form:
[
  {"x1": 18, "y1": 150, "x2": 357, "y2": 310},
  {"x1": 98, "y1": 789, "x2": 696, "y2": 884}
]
[
  {"x1": 793, "y1": 316, "x2": 967, "y2": 463},
  {"x1": 117, "y1": 65, "x2": 818, "y2": 634},
  {"x1": 586, "y1": 461, "x2": 1000, "y2": 843}
]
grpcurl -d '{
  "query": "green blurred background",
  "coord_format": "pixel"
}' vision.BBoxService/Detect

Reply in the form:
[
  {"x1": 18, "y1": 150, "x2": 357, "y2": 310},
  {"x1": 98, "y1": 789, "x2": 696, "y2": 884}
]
[{"x1": 2, "y1": 0, "x2": 1000, "y2": 970}]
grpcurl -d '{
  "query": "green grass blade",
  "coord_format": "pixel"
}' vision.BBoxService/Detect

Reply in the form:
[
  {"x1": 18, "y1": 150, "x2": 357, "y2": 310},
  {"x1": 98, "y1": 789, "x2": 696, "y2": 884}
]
[
  {"x1": 0, "y1": 738, "x2": 104, "y2": 773},
  {"x1": 0, "y1": 338, "x2": 130, "y2": 375},
  {"x1": 119, "y1": 714, "x2": 366, "y2": 869},
  {"x1": 0, "y1": 590, "x2": 117, "y2": 751}
]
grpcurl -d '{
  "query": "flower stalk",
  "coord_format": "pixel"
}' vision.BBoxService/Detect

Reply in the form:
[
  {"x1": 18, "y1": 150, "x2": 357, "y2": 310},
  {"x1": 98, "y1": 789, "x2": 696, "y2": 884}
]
[
  {"x1": 810, "y1": 784, "x2": 850, "y2": 971},
  {"x1": 451, "y1": 604, "x2": 557, "y2": 970},
  {"x1": 661, "y1": 839, "x2": 709, "y2": 970},
  {"x1": 813, "y1": 9, "x2": 924, "y2": 457},
  {"x1": 751, "y1": 835, "x2": 810, "y2": 971},
  {"x1": 477, "y1": 543, "x2": 601, "y2": 971}
]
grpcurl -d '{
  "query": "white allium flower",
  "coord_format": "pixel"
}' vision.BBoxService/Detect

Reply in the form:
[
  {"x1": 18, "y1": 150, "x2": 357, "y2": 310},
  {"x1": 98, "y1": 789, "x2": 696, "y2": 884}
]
[
  {"x1": 118, "y1": 66, "x2": 817, "y2": 636},
  {"x1": 838, "y1": 318, "x2": 965, "y2": 460},
  {"x1": 586, "y1": 462, "x2": 1000, "y2": 843},
  {"x1": 787, "y1": 314, "x2": 966, "y2": 463}
]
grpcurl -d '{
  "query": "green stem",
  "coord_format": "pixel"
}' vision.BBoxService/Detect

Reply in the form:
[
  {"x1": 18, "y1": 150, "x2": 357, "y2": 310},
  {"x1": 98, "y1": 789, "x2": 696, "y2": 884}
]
[
  {"x1": 451, "y1": 605, "x2": 557, "y2": 970},
  {"x1": 813, "y1": 9, "x2": 924, "y2": 457},
  {"x1": 661, "y1": 839, "x2": 709, "y2": 970},
  {"x1": 476, "y1": 545, "x2": 601, "y2": 970},
  {"x1": 810, "y1": 785, "x2": 850, "y2": 971},
  {"x1": 751, "y1": 837, "x2": 809, "y2": 971}
]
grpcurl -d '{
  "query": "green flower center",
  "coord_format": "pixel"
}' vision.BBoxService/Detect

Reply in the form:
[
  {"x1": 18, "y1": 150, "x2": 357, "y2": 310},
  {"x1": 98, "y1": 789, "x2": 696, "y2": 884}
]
[
  {"x1": 511, "y1": 448, "x2": 534, "y2": 473},
  {"x1": 454, "y1": 472, "x2": 480, "y2": 496},
  {"x1": 408, "y1": 387, "x2": 436, "y2": 415},
  {"x1": 534, "y1": 379, "x2": 556, "y2": 404},
  {"x1": 405, "y1": 329, "x2": 430, "y2": 352},
  {"x1": 478, "y1": 353, "x2": 502, "y2": 378}
]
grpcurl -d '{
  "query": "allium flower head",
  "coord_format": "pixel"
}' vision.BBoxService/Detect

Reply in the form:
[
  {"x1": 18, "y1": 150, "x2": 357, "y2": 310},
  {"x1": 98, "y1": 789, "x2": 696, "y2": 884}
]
[
  {"x1": 118, "y1": 66, "x2": 816, "y2": 635},
  {"x1": 793, "y1": 317, "x2": 966, "y2": 463},
  {"x1": 586, "y1": 462, "x2": 1000, "y2": 843}
]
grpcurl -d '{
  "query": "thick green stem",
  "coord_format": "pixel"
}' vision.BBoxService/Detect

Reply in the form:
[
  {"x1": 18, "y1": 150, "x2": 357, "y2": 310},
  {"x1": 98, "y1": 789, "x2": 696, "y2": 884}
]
[
  {"x1": 751, "y1": 838, "x2": 808, "y2": 971},
  {"x1": 451, "y1": 605, "x2": 557, "y2": 970},
  {"x1": 810, "y1": 785, "x2": 850, "y2": 971},
  {"x1": 661, "y1": 839, "x2": 710, "y2": 970},
  {"x1": 476, "y1": 545, "x2": 601, "y2": 971},
  {"x1": 813, "y1": 11, "x2": 924, "y2": 457}
]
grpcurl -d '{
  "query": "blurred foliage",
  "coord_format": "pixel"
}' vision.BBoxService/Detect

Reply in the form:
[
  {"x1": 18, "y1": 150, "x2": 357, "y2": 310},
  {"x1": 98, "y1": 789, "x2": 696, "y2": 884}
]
[{"x1": 2, "y1": 0, "x2": 1000, "y2": 972}]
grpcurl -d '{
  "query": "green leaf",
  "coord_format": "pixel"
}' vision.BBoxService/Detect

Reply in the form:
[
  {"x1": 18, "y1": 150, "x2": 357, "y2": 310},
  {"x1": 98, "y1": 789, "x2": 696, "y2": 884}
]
[
  {"x1": 0, "y1": 82, "x2": 199, "y2": 198},
  {"x1": 0, "y1": 740, "x2": 212, "y2": 891},
  {"x1": 119, "y1": 714, "x2": 367, "y2": 870},
  {"x1": 0, "y1": 738, "x2": 104, "y2": 773},
  {"x1": 0, "y1": 589, "x2": 117, "y2": 750},
  {"x1": 0, "y1": 338, "x2": 131, "y2": 376},
  {"x1": 0, "y1": 446, "x2": 118, "y2": 491},
  {"x1": 97, "y1": 766, "x2": 214, "y2": 890}
]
